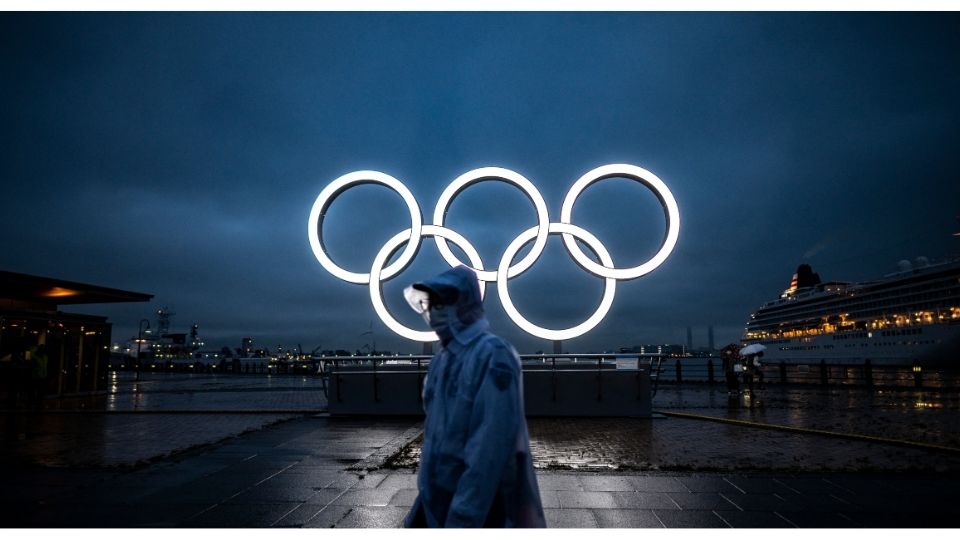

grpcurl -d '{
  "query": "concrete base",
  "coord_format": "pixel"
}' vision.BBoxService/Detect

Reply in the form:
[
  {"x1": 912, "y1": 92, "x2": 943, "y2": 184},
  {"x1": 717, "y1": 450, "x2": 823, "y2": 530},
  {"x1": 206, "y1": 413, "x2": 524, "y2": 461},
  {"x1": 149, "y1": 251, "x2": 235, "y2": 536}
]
[
  {"x1": 327, "y1": 365, "x2": 425, "y2": 416},
  {"x1": 522, "y1": 366, "x2": 651, "y2": 417},
  {"x1": 327, "y1": 364, "x2": 652, "y2": 417}
]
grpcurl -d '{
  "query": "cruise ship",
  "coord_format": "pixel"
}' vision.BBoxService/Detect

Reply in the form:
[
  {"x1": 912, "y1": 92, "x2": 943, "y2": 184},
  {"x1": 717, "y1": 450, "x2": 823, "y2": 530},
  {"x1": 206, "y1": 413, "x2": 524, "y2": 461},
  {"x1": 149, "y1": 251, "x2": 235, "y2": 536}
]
[{"x1": 743, "y1": 258, "x2": 960, "y2": 366}]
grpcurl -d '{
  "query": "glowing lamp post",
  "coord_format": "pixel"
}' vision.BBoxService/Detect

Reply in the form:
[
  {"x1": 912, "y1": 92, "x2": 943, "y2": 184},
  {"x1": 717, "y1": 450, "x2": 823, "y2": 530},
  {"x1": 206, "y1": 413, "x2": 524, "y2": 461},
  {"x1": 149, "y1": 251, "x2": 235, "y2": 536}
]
[{"x1": 136, "y1": 319, "x2": 150, "y2": 382}]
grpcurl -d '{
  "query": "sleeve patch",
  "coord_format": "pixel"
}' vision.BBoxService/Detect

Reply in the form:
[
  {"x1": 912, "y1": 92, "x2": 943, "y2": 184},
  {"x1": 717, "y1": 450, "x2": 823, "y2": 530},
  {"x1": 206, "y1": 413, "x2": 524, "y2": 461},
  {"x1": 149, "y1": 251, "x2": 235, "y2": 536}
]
[{"x1": 491, "y1": 366, "x2": 514, "y2": 391}]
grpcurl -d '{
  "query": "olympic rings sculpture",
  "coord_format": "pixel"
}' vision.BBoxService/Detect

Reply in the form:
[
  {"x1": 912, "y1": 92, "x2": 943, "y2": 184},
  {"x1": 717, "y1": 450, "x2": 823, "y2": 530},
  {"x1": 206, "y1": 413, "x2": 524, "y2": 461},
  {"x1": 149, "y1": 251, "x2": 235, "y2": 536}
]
[{"x1": 307, "y1": 164, "x2": 680, "y2": 342}]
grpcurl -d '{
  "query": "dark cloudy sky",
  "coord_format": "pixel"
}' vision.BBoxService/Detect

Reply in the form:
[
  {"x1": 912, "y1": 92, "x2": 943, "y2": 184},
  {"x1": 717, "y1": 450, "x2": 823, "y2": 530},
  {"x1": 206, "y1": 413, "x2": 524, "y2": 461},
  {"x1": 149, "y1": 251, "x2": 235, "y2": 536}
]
[{"x1": 2, "y1": 12, "x2": 959, "y2": 354}]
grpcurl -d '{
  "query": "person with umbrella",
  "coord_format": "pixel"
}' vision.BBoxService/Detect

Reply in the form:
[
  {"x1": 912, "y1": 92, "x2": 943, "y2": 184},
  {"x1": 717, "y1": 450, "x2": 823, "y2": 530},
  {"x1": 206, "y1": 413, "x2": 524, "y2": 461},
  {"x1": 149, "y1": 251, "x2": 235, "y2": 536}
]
[
  {"x1": 739, "y1": 344, "x2": 767, "y2": 400},
  {"x1": 720, "y1": 344, "x2": 741, "y2": 395}
]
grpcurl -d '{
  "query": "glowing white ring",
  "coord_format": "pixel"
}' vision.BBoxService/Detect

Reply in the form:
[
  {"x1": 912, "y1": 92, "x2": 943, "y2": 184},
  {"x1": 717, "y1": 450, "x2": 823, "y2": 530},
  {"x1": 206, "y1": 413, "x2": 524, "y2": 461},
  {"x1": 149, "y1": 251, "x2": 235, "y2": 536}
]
[
  {"x1": 497, "y1": 223, "x2": 616, "y2": 341},
  {"x1": 432, "y1": 167, "x2": 550, "y2": 282},
  {"x1": 308, "y1": 164, "x2": 680, "y2": 343},
  {"x1": 560, "y1": 164, "x2": 680, "y2": 280},
  {"x1": 369, "y1": 225, "x2": 486, "y2": 342},
  {"x1": 308, "y1": 170, "x2": 422, "y2": 284}
]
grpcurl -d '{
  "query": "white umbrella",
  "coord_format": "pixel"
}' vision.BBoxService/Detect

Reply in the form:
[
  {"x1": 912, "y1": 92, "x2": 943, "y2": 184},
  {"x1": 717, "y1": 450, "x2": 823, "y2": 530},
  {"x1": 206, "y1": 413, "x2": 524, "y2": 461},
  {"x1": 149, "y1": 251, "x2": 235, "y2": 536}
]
[{"x1": 739, "y1": 343, "x2": 767, "y2": 356}]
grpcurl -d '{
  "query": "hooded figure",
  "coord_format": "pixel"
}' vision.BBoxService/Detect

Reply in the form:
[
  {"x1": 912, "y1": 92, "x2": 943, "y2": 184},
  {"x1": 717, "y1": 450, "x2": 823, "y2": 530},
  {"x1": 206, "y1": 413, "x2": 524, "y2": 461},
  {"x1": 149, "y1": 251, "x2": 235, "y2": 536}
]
[{"x1": 403, "y1": 265, "x2": 546, "y2": 528}]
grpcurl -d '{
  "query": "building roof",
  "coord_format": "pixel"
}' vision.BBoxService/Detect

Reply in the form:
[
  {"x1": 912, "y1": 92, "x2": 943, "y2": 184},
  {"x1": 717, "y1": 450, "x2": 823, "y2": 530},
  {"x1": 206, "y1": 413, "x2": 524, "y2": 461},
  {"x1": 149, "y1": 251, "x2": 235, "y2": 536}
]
[{"x1": 0, "y1": 270, "x2": 153, "y2": 306}]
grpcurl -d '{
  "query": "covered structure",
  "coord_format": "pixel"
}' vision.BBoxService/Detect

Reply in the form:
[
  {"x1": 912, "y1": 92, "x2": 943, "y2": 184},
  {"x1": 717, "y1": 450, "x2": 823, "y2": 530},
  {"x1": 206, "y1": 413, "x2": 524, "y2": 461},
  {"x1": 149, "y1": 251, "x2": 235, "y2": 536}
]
[{"x1": 0, "y1": 270, "x2": 152, "y2": 401}]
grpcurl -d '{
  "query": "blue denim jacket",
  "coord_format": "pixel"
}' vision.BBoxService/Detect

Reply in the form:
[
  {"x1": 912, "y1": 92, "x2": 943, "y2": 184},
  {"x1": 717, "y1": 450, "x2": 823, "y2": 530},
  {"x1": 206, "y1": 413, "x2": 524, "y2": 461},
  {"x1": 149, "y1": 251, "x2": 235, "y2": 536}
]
[{"x1": 404, "y1": 266, "x2": 546, "y2": 528}]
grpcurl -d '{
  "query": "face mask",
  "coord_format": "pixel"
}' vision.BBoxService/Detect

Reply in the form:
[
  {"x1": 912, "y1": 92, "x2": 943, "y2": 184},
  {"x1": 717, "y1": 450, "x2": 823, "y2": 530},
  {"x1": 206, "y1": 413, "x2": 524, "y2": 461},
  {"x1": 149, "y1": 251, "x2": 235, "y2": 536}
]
[
  {"x1": 428, "y1": 304, "x2": 450, "y2": 331},
  {"x1": 404, "y1": 284, "x2": 455, "y2": 341}
]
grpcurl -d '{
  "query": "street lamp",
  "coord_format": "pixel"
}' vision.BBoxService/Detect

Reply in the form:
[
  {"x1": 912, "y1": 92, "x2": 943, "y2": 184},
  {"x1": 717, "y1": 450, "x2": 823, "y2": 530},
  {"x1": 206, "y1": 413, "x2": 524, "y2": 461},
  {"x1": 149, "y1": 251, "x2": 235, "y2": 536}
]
[{"x1": 136, "y1": 319, "x2": 150, "y2": 381}]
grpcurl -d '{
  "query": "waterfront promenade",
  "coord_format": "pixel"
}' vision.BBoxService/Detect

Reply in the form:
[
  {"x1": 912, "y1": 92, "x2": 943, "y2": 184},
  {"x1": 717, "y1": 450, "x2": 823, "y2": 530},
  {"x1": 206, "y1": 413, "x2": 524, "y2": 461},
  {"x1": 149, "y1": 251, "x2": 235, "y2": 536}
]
[{"x1": 2, "y1": 372, "x2": 959, "y2": 527}]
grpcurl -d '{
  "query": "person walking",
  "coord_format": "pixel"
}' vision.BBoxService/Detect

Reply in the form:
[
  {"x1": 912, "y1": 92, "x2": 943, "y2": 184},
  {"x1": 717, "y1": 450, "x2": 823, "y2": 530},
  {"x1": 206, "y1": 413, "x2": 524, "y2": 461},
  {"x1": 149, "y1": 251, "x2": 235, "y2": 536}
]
[
  {"x1": 720, "y1": 344, "x2": 741, "y2": 396},
  {"x1": 753, "y1": 351, "x2": 765, "y2": 390},
  {"x1": 403, "y1": 265, "x2": 546, "y2": 528},
  {"x1": 742, "y1": 353, "x2": 757, "y2": 400},
  {"x1": 30, "y1": 344, "x2": 49, "y2": 409}
]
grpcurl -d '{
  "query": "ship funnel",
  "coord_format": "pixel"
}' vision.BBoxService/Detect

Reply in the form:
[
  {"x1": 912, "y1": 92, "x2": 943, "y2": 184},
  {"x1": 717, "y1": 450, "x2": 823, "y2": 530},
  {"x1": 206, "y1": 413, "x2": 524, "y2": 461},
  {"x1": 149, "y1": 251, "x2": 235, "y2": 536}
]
[
  {"x1": 915, "y1": 256, "x2": 930, "y2": 268},
  {"x1": 795, "y1": 264, "x2": 821, "y2": 288},
  {"x1": 897, "y1": 259, "x2": 913, "y2": 272}
]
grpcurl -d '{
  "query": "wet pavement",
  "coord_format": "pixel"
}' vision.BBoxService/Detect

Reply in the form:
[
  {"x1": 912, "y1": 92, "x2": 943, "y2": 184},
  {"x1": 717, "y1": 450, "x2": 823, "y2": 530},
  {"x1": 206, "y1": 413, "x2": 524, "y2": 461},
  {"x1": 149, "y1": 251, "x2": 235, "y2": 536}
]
[
  {"x1": 390, "y1": 383, "x2": 960, "y2": 473},
  {"x1": 1, "y1": 413, "x2": 301, "y2": 467},
  {"x1": 3, "y1": 414, "x2": 959, "y2": 528},
  {"x1": 652, "y1": 384, "x2": 960, "y2": 450},
  {"x1": 48, "y1": 371, "x2": 328, "y2": 412},
  {"x1": 391, "y1": 415, "x2": 960, "y2": 473},
  {"x1": 1, "y1": 416, "x2": 423, "y2": 527},
  {"x1": 1, "y1": 372, "x2": 325, "y2": 468},
  {"x1": 2, "y1": 374, "x2": 960, "y2": 527}
]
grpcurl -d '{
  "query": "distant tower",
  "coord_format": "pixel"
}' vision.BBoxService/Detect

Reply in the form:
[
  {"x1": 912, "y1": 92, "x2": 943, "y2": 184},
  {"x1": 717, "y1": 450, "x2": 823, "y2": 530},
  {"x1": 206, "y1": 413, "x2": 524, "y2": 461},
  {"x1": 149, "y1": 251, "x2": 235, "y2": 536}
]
[
  {"x1": 242, "y1": 337, "x2": 253, "y2": 358},
  {"x1": 708, "y1": 326, "x2": 715, "y2": 350},
  {"x1": 190, "y1": 324, "x2": 203, "y2": 350},
  {"x1": 157, "y1": 307, "x2": 174, "y2": 336},
  {"x1": 686, "y1": 326, "x2": 693, "y2": 352}
]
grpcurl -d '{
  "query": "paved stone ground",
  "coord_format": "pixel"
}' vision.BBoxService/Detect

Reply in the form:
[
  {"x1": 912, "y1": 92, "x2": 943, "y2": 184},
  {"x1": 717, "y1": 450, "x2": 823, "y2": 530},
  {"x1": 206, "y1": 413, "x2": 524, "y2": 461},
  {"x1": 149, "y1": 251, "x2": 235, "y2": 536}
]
[
  {"x1": 3, "y1": 376, "x2": 960, "y2": 527},
  {"x1": 390, "y1": 416, "x2": 960, "y2": 473},
  {"x1": 1, "y1": 372, "x2": 325, "y2": 468},
  {"x1": 390, "y1": 383, "x2": 960, "y2": 473},
  {"x1": 653, "y1": 384, "x2": 960, "y2": 449},
  {"x1": 0, "y1": 416, "x2": 422, "y2": 527},
  {"x1": 1, "y1": 413, "x2": 301, "y2": 467},
  {"x1": 6, "y1": 377, "x2": 960, "y2": 472},
  {"x1": 3, "y1": 415, "x2": 959, "y2": 528}
]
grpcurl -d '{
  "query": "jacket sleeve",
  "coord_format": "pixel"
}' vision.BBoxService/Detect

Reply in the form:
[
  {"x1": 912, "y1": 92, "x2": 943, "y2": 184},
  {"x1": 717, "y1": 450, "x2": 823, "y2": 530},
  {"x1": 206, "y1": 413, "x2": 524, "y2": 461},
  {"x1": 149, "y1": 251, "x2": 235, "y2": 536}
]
[{"x1": 444, "y1": 343, "x2": 521, "y2": 527}]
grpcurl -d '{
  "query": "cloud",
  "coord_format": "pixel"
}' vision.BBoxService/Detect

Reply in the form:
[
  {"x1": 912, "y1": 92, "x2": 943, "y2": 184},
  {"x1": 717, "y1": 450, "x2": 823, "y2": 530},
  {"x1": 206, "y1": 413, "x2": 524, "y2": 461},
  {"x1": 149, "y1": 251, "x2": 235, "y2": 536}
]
[{"x1": 3, "y1": 12, "x2": 959, "y2": 353}]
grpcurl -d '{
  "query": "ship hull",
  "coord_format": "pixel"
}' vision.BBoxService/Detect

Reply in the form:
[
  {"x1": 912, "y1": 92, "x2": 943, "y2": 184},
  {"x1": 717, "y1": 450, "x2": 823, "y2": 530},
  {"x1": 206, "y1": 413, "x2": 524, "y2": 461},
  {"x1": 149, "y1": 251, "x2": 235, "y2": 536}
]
[{"x1": 746, "y1": 321, "x2": 960, "y2": 367}]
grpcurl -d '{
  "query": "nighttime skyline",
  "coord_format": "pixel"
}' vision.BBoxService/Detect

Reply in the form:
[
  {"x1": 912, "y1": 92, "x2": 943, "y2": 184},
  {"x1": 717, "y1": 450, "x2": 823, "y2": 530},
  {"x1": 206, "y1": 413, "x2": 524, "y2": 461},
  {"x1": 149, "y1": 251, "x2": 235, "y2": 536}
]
[{"x1": 3, "y1": 12, "x2": 959, "y2": 354}]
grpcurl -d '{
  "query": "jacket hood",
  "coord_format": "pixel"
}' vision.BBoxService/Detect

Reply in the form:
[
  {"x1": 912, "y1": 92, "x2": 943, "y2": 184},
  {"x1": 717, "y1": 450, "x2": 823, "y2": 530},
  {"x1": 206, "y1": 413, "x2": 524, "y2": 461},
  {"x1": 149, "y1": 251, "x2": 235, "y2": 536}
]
[{"x1": 414, "y1": 265, "x2": 486, "y2": 346}]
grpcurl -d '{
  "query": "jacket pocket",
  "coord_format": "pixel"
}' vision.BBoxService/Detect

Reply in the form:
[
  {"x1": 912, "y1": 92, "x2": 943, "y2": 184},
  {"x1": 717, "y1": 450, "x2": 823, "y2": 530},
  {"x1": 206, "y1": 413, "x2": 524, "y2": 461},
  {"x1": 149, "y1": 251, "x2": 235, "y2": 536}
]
[{"x1": 431, "y1": 451, "x2": 465, "y2": 492}]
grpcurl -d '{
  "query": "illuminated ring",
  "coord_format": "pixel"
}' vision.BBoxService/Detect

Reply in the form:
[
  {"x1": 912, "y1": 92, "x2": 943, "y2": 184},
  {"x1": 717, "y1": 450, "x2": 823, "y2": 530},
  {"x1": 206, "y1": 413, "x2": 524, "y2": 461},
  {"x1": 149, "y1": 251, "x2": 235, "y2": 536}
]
[
  {"x1": 308, "y1": 170, "x2": 422, "y2": 284},
  {"x1": 560, "y1": 164, "x2": 680, "y2": 280},
  {"x1": 369, "y1": 225, "x2": 486, "y2": 342},
  {"x1": 432, "y1": 167, "x2": 550, "y2": 282},
  {"x1": 497, "y1": 222, "x2": 616, "y2": 341}
]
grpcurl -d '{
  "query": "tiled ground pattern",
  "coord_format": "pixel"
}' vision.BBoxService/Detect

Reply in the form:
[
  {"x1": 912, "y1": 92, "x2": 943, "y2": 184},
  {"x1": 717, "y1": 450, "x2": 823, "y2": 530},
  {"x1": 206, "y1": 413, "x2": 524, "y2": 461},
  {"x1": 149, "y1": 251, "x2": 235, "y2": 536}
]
[
  {"x1": 388, "y1": 416, "x2": 960, "y2": 473},
  {"x1": 3, "y1": 415, "x2": 958, "y2": 528},
  {"x1": 1, "y1": 413, "x2": 300, "y2": 467},
  {"x1": 527, "y1": 416, "x2": 960, "y2": 472}
]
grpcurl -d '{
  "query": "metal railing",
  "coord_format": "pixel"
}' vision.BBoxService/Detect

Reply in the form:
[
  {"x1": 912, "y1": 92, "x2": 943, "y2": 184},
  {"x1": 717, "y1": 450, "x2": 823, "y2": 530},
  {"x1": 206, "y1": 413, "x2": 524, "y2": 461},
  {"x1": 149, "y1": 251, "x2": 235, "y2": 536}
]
[
  {"x1": 106, "y1": 354, "x2": 956, "y2": 390},
  {"x1": 321, "y1": 353, "x2": 664, "y2": 398},
  {"x1": 107, "y1": 357, "x2": 324, "y2": 375},
  {"x1": 639, "y1": 357, "x2": 960, "y2": 390},
  {"x1": 316, "y1": 353, "x2": 662, "y2": 372}
]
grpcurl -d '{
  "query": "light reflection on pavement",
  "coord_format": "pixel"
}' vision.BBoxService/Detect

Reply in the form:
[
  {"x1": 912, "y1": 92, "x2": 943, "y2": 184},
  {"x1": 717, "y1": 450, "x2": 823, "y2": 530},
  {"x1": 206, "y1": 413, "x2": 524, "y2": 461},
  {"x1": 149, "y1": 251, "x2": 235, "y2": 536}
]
[
  {"x1": 1, "y1": 372, "x2": 327, "y2": 468},
  {"x1": 389, "y1": 384, "x2": 960, "y2": 473},
  {"x1": 652, "y1": 384, "x2": 960, "y2": 449},
  {"x1": 4, "y1": 375, "x2": 960, "y2": 472}
]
